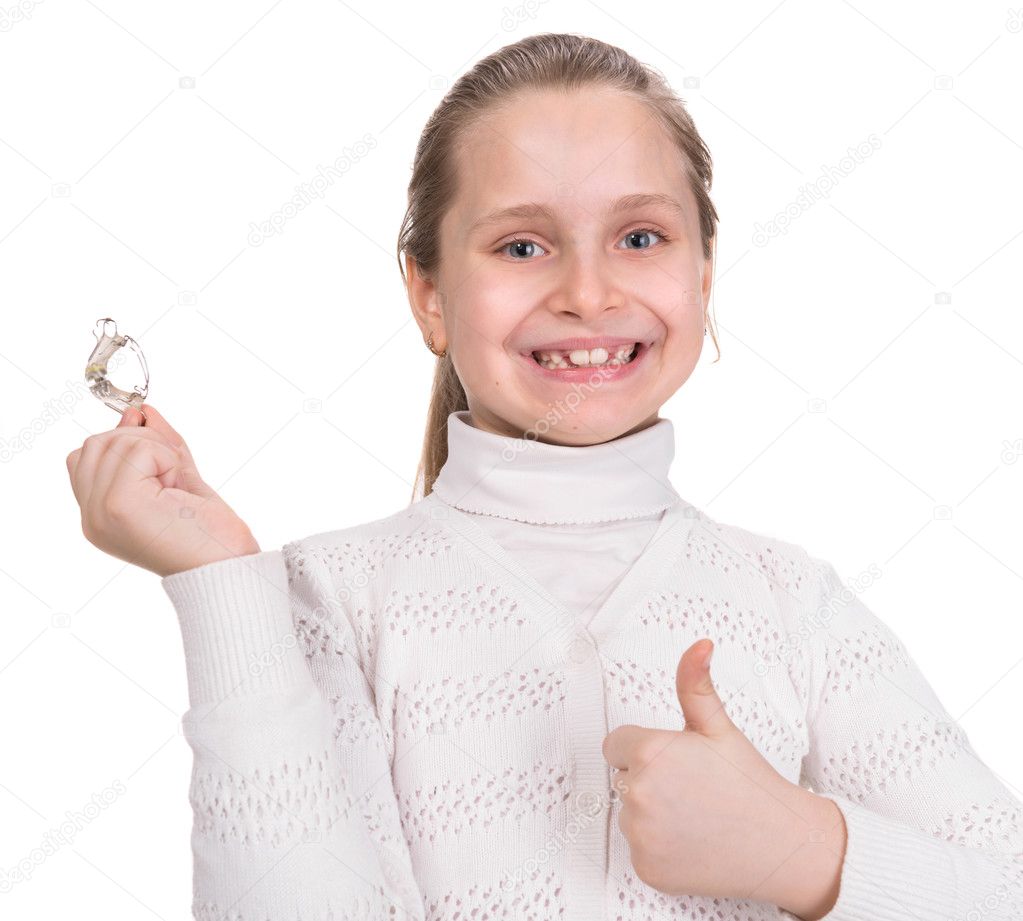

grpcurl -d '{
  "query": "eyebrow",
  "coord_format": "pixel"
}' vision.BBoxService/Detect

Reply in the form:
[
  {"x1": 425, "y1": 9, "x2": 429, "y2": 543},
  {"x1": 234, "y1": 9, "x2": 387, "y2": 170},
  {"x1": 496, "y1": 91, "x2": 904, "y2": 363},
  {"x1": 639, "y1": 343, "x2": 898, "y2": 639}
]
[{"x1": 468, "y1": 192, "x2": 686, "y2": 234}]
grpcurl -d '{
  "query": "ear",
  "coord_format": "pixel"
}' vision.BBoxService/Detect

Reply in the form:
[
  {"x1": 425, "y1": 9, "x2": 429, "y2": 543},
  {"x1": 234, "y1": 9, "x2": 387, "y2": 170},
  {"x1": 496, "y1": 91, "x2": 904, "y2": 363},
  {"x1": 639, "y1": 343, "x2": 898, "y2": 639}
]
[
  {"x1": 405, "y1": 254, "x2": 446, "y2": 345},
  {"x1": 701, "y1": 244, "x2": 714, "y2": 315}
]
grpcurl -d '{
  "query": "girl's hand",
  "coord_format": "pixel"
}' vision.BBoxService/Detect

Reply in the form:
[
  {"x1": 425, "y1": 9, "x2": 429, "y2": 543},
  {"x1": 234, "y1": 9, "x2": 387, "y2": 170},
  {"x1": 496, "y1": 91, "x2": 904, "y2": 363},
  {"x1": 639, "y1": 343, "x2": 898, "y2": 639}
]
[
  {"x1": 602, "y1": 639, "x2": 846, "y2": 919},
  {"x1": 66, "y1": 403, "x2": 261, "y2": 578}
]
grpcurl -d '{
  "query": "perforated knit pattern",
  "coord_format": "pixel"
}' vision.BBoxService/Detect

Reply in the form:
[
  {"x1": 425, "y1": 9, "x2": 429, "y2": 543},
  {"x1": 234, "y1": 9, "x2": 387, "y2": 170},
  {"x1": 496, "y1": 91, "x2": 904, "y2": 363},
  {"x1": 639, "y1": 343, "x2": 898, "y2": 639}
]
[
  {"x1": 384, "y1": 585, "x2": 528, "y2": 635},
  {"x1": 638, "y1": 586, "x2": 783, "y2": 659},
  {"x1": 397, "y1": 759, "x2": 572, "y2": 842},
  {"x1": 397, "y1": 666, "x2": 569, "y2": 737},
  {"x1": 164, "y1": 496, "x2": 1023, "y2": 921},
  {"x1": 422, "y1": 870, "x2": 567, "y2": 920},
  {"x1": 605, "y1": 660, "x2": 805, "y2": 761},
  {"x1": 933, "y1": 798, "x2": 1023, "y2": 850},
  {"x1": 194, "y1": 892, "x2": 405, "y2": 921},
  {"x1": 811, "y1": 713, "x2": 976, "y2": 804},
  {"x1": 190, "y1": 749, "x2": 353, "y2": 847},
  {"x1": 681, "y1": 524, "x2": 808, "y2": 595}
]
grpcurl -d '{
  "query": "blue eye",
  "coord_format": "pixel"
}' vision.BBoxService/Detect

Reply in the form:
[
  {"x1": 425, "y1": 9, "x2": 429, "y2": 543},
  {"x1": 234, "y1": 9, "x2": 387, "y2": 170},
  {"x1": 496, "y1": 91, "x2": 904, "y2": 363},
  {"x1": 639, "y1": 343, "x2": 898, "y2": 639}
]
[
  {"x1": 502, "y1": 239, "x2": 546, "y2": 259},
  {"x1": 497, "y1": 227, "x2": 671, "y2": 260},
  {"x1": 620, "y1": 228, "x2": 666, "y2": 250}
]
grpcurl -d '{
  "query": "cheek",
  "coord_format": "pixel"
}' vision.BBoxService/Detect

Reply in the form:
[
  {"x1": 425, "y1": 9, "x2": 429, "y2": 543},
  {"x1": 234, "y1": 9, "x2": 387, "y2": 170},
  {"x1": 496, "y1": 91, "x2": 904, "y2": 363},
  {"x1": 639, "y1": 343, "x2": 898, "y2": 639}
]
[
  {"x1": 454, "y1": 315, "x2": 508, "y2": 363},
  {"x1": 449, "y1": 309, "x2": 515, "y2": 387},
  {"x1": 641, "y1": 269, "x2": 703, "y2": 325},
  {"x1": 452, "y1": 279, "x2": 529, "y2": 354},
  {"x1": 671, "y1": 282, "x2": 707, "y2": 327}
]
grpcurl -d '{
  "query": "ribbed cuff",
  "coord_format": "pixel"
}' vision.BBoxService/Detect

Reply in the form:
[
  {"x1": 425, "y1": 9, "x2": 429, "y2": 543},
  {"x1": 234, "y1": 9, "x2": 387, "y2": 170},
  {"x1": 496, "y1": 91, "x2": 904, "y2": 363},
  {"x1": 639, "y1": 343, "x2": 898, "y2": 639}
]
[
  {"x1": 161, "y1": 550, "x2": 315, "y2": 709},
  {"x1": 818, "y1": 793, "x2": 968, "y2": 921}
]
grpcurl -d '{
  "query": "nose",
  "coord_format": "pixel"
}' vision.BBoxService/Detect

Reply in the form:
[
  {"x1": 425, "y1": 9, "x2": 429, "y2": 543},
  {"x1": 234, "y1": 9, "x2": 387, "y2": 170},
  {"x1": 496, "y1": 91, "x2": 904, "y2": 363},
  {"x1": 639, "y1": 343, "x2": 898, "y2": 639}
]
[{"x1": 545, "y1": 240, "x2": 626, "y2": 321}]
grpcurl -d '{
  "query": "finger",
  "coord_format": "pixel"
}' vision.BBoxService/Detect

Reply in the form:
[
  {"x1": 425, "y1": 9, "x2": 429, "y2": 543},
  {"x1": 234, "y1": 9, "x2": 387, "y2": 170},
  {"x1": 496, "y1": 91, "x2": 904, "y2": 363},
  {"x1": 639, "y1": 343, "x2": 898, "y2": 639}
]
[
  {"x1": 138, "y1": 403, "x2": 212, "y2": 495},
  {"x1": 103, "y1": 434, "x2": 184, "y2": 508},
  {"x1": 610, "y1": 767, "x2": 631, "y2": 799},
  {"x1": 136, "y1": 404, "x2": 199, "y2": 467},
  {"x1": 85, "y1": 436, "x2": 180, "y2": 530},
  {"x1": 601, "y1": 724, "x2": 648, "y2": 770},
  {"x1": 75, "y1": 406, "x2": 146, "y2": 507},
  {"x1": 73, "y1": 432, "x2": 119, "y2": 511},
  {"x1": 676, "y1": 639, "x2": 734, "y2": 738},
  {"x1": 66, "y1": 447, "x2": 83, "y2": 503},
  {"x1": 88, "y1": 433, "x2": 179, "y2": 517},
  {"x1": 73, "y1": 428, "x2": 166, "y2": 510},
  {"x1": 118, "y1": 407, "x2": 144, "y2": 429}
]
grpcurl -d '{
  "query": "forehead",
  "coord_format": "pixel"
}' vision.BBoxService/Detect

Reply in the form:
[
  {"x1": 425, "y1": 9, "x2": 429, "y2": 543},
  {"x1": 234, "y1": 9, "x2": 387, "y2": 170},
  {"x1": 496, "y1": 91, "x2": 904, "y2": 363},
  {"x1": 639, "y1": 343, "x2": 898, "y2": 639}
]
[{"x1": 447, "y1": 88, "x2": 693, "y2": 231}]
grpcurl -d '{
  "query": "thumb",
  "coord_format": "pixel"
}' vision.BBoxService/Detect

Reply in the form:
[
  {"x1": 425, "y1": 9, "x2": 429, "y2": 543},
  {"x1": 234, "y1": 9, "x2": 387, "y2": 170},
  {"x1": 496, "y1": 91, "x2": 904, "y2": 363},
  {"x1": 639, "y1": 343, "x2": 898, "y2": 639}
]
[
  {"x1": 117, "y1": 406, "x2": 142, "y2": 427},
  {"x1": 135, "y1": 402, "x2": 211, "y2": 494},
  {"x1": 676, "y1": 639, "x2": 733, "y2": 737}
]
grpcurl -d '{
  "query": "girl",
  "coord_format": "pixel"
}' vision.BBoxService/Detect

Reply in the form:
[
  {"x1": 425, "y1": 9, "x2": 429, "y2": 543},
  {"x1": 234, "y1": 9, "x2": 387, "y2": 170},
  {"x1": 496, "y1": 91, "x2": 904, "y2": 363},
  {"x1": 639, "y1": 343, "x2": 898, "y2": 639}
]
[{"x1": 66, "y1": 32, "x2": 1021, "y2": 921}]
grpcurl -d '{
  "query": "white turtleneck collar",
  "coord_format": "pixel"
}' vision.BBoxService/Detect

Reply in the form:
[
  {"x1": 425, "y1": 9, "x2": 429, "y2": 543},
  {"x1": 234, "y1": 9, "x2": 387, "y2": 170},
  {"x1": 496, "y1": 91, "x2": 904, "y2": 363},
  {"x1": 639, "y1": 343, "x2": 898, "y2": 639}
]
[{"x1": 430, "y1": 410, "x2": 681, "y2": 526}]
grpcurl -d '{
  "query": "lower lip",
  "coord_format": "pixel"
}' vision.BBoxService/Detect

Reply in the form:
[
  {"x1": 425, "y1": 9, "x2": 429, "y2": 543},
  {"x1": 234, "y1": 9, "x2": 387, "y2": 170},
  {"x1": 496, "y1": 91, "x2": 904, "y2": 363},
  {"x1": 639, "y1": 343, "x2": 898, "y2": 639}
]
[{"x1": 518, "y1": 342, "x2": 651, "y2": 383}]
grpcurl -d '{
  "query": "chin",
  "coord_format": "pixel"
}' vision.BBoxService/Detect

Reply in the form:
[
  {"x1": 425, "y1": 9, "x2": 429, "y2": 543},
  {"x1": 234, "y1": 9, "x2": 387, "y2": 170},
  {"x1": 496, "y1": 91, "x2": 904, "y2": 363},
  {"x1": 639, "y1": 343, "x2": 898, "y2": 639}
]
[{"x1": 538, "y1": 409, "x2": 654, "y2": 445}]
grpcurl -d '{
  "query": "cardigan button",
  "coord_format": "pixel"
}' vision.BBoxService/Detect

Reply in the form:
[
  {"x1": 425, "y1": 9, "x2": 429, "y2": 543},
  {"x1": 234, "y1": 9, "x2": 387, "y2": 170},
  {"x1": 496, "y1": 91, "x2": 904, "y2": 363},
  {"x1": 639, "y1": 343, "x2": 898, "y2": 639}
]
[
  {"x1": 569, "y1": 636, "x2": 590, "y2": 663},
  {"x1": 381, "y1": 854, "x2": 404, "y2": 887},
  {"x1": 574, "y1": 790, "x2": 604, "y2": 817}
]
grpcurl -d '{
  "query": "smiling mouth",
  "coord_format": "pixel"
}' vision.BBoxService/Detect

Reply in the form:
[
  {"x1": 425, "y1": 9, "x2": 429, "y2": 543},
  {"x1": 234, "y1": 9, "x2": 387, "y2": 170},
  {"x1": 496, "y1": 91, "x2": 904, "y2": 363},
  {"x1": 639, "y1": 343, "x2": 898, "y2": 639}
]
[{"x1": 530, "y1": 342, "x2": 641, "y2": 370}]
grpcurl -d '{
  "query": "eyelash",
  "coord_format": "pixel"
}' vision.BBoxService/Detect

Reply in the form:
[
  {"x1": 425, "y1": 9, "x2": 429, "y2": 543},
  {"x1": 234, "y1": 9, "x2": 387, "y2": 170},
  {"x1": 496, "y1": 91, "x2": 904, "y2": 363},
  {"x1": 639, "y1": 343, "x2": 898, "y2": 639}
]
[{"x1": 496, "y1": 226, "x2": 672, "y2": 259}]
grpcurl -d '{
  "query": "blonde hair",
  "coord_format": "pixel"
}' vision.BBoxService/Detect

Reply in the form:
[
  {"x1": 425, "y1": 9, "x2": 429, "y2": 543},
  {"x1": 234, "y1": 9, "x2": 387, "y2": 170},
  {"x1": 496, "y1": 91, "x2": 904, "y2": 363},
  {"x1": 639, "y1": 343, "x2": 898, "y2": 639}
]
[{"x1": 397, "y1": 32, "x2": 721, "y2": 503}]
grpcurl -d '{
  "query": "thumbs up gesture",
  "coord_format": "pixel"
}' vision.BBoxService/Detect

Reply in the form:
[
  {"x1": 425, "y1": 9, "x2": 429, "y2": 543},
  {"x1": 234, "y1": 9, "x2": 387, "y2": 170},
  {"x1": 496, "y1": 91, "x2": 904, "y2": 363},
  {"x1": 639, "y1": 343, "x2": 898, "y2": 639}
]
[{"x1": 601, "y1": 639, "x2": 846, "y2": 919}]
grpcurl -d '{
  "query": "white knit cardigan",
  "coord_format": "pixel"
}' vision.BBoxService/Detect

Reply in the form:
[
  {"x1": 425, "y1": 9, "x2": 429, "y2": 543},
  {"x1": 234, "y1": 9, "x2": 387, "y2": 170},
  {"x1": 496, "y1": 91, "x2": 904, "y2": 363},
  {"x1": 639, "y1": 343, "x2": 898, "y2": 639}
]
[{"x1": 162, "y1": 415, "x2": 1023, "y2": 921}]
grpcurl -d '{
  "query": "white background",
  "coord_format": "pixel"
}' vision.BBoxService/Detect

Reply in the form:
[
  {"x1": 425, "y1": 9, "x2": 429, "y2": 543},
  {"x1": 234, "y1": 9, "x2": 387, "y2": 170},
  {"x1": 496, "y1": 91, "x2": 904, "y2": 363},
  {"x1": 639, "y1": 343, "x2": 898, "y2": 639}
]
[{"x1": 2, "y1": 0, "x2": 1022, "y2": 916}]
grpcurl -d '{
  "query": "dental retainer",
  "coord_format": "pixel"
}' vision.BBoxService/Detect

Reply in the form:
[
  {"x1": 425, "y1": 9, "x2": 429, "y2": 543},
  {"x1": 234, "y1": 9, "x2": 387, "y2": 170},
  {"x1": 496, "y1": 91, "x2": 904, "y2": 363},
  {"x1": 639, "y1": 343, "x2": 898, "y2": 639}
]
[{"x1": 85, "y1": 318, "x2": 149, "y2": 426}]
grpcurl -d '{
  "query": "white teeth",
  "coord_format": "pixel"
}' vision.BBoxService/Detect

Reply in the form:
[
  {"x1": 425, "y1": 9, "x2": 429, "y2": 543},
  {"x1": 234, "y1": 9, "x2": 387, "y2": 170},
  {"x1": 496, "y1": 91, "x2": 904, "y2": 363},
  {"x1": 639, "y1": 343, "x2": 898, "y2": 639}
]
[{"x1": 533, "y1": 343, "x2": 638, "y2": 370}]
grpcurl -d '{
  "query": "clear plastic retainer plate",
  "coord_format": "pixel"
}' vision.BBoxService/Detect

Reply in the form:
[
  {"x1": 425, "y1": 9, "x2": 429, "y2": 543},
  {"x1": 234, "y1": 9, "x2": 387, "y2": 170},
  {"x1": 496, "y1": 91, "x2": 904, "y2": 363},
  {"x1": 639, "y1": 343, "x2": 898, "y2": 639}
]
[{"x1": 85, "y1": 318, "x2": 150, "y2": 423}]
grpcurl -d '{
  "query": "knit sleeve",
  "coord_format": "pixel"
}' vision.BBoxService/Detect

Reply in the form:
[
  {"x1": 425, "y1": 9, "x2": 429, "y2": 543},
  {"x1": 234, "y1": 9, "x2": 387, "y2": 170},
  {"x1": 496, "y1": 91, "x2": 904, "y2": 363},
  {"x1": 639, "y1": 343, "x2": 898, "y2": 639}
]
[
  {"x1": 795, "y1": 554, "x2": 1023, "y2": 921},
  {"x1": 161, "y1": 545, "x2": 425, "y2": 921}
]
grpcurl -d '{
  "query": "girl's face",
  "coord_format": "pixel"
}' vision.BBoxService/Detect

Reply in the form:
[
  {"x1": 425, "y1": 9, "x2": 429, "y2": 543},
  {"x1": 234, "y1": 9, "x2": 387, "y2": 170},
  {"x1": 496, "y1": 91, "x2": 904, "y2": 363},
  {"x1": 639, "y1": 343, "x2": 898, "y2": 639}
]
[{"x1": 407, "y1": 87, "x2": 713, "y2": 445}]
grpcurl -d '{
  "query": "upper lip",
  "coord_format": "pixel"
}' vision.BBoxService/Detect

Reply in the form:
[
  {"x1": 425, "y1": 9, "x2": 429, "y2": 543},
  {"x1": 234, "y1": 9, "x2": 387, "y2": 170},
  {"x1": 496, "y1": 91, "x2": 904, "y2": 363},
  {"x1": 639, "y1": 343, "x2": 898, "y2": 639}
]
[{"x1": 524, "y1": 336, "x2": 647, "y2": 354}]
